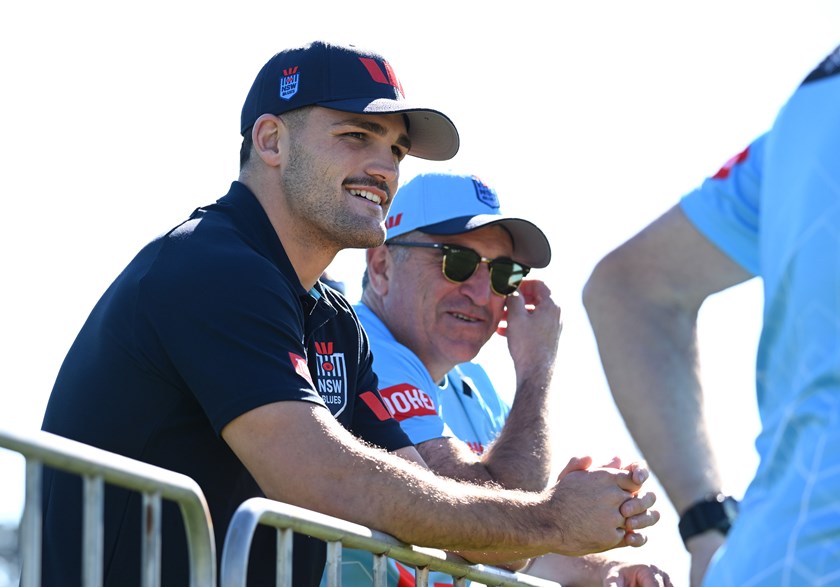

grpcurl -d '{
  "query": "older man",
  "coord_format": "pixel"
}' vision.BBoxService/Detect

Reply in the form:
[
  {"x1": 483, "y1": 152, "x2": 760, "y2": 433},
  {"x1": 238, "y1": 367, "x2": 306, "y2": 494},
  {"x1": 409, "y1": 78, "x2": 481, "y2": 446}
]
[{"x1": 338, "y1": 173, "x2": 671, "y2": 586}]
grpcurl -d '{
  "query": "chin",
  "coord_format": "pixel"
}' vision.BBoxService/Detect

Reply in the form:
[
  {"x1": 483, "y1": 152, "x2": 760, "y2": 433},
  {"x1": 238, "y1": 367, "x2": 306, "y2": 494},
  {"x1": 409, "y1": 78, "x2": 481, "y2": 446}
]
[
  {"x1": 341, "y1": 228, "x2": 385, "y2": 249},
  {"x1": 446, "y1": 344, "x2": 483, "y2": 365}
]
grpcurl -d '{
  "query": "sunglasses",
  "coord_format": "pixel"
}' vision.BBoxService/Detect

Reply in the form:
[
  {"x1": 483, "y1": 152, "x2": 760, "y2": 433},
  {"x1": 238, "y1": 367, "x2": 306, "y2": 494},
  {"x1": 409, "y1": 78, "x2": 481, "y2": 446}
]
[{"x1": 387, "y1": 242, "x2": 530, "y2": 296}]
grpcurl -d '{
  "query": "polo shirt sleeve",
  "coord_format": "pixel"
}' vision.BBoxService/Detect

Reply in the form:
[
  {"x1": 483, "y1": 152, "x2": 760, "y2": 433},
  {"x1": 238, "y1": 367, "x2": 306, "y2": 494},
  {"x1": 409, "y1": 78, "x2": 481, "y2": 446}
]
[
  {"x1": 140, "y1": 223, "x2": 326, "y2": 435},
  {"x1": 679, "y1": 133, "x2": 765, "y2": 276},
  {"x1": 374, "y1": 349, "x2": 453, "y2": 445}
]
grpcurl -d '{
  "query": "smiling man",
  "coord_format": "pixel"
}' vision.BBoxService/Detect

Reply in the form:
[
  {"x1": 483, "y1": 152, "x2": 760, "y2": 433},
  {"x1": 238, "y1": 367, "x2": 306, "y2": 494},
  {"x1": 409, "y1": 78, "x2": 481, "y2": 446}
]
[{"x1": 40, "y1": 42, "x2": 659, "y2": 587}]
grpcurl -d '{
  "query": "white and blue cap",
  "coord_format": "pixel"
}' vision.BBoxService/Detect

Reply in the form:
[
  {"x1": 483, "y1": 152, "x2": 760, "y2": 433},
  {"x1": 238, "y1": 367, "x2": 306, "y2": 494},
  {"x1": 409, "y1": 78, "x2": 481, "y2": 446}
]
[{"x1": 385, "y1": 173, "x2": 551, "y2": 268}]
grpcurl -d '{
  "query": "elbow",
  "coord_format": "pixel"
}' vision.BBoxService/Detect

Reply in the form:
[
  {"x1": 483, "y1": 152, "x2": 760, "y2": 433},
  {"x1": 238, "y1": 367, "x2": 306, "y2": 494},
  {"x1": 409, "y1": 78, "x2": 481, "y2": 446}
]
[{"x1": 582, "y1": 250, "x2": 631, "y2": 319}]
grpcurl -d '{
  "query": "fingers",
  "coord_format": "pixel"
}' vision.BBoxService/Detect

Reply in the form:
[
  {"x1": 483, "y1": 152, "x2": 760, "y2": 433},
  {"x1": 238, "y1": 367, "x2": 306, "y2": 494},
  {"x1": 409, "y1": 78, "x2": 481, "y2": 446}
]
[
  {"x1": 514, "y1": 279, "x2": 548, "y2": 307},
  {"x1": 606, "y1": 563, "x2": 673, "y2": 587},
  {"x1": 627, "y1": 507, "x2": 660, "y2": 532},
  {"x1": 623, "y1": 461, "x2": 650, "y2": 486},
  {"x1": 618, "y1": 491, "x2": 659, "y2": 549},
  {"x1": 614, "y1": 464, "x2": 649, "y2": 494},
  {"x1": 620, "y1": 529, "x2": 649, "y2": 548},
  {"x1": 555, "y1": 455, "x2": 593, "y2": 481},
  {"x1": 620, "y1": 490, "x2": 656, "y2": 518}
]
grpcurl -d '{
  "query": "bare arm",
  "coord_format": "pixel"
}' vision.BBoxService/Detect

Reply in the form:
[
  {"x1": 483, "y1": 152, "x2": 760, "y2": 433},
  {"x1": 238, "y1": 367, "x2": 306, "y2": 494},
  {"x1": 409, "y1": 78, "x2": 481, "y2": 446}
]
[
  {"x1": 416, "y1": 279, "x2": 561, "y2": 491},
  {"x1": 222, "y1": 400, "x2": 656, "y2": 559},
  {"x1": 583, "y1": 204, "x2": 751, "y2": 580}
]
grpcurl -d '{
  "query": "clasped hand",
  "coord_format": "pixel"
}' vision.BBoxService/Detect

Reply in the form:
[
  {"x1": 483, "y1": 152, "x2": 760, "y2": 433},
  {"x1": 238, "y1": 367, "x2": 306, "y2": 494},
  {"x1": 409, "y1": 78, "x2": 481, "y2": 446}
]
[{"x1": 548, "y1": 455, "x2": 659, "y2": 556}]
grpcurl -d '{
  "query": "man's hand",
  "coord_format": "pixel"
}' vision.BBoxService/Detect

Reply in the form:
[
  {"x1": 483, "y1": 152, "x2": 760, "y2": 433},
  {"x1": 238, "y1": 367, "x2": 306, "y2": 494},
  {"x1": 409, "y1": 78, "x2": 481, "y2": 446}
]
[
  {"x1": 498, "y1": 279, "x2": 562, "y2": 378},
  {"x1": 547, "y1": 456, "x2": 659, "y2": 556},
  {"x1": 602, "y1": 560, "x2": 674, "y2": 587}
]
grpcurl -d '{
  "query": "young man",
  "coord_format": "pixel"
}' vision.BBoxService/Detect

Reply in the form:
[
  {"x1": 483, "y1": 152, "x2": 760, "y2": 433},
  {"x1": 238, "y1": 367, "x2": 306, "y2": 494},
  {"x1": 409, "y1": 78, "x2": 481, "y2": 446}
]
[
  {"x1": 41, "y1": 41, "x2": 658, "y2": 587},
  {"x1": 583, "y1": 44, "x2": 840, "y2": 586},
  {"x1": 343, "y1": 172, "x2": 671, "y2": 587}
]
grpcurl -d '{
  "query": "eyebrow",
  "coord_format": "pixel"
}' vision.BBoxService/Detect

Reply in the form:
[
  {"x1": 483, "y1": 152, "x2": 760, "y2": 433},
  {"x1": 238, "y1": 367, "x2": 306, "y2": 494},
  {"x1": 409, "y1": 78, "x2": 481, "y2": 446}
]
[{"x1": 336, "y1": 117, "x2": 412, "y2": 153}]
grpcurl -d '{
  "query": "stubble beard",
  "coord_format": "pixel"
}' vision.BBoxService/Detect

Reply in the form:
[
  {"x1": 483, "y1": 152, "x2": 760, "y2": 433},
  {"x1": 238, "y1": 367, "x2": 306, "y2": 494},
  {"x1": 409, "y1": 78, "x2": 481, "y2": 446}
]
[{"x1": 283, "y1": 140, "x2": 386, "y2": 251}]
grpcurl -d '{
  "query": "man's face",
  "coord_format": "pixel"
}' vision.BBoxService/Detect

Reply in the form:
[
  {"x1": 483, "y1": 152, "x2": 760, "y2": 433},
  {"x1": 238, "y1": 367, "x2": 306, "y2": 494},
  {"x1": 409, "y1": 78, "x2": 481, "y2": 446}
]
[
  {"x1": 281, "y1": 107, "x2": 410, "y2": 250},
  {"x1": 382, "y1": 225, "x2": 514, "y2": 380}
]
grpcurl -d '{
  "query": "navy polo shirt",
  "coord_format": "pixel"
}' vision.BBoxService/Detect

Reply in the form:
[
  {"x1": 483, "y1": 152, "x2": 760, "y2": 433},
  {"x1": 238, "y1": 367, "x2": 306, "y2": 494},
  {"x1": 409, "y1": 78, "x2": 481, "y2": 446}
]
[{"x1": 40, "y1": 181, "x2": 411, "y2": 587}]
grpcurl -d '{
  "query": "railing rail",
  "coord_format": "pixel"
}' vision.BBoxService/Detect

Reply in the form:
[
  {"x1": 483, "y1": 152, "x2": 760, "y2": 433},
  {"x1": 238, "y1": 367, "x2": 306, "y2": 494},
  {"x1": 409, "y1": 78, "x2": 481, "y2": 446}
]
[
  {"x1": 0, "y1": 427, "x2": 216, "y2": 587},
  {"x1": 2, "y1": 427, "x2": 561, "y2": 587},
  {"x1": 221, "y1": 497, "x2": 561, "y2": 587}
]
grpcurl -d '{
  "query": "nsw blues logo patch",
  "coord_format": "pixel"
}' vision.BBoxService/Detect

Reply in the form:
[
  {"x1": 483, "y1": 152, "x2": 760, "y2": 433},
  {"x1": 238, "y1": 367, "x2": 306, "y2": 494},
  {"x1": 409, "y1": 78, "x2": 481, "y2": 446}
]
[
  {"x1": 279, "y1": 66, "x2": 300, "y2": 101},
  {"x1": 471, "y1": 176, "x2": 500, "y2": 209},
  {"x1": 314, "y1": 341, "x2": 347, "y2": 416}
]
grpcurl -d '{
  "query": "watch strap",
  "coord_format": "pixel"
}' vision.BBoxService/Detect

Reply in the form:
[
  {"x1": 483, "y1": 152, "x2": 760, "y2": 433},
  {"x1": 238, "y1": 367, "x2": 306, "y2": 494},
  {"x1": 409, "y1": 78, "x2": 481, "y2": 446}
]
[{"x1": 678, "y1": 493, "x2": 739, "y2": 546}]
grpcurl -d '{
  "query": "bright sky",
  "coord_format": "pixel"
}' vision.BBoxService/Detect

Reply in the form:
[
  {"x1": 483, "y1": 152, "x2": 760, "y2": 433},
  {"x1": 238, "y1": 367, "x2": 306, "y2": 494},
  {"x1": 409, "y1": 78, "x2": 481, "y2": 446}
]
[{"x1": 1, "y1": 1, "x2": 838, "y2": 583}]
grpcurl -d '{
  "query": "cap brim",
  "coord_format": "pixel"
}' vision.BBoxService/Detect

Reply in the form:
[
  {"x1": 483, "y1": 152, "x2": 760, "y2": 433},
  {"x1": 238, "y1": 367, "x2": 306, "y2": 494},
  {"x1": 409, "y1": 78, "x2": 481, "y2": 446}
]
[
  {"x1": 318, "y1": 98, "x2": 460, "y2": 161},
  {"x1": 419, "y1": 215, "x2": 552, "y2": 268}
]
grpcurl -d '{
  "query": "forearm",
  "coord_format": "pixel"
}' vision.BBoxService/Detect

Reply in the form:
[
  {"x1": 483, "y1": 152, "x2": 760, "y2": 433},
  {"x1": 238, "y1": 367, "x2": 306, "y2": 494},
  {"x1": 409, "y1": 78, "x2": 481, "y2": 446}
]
[
  {"x1": 481, "y1": 369, "x2": 554, "y2": 491},
  {"x1": 584, "y1": 266, "x2": 722, "y2": 511},
  {"x1": 224, "y1": 402, "x2": 555, "y2": 555},
  {"x1": 482, "y1": 278, "x2": 560, "y2": 491}
]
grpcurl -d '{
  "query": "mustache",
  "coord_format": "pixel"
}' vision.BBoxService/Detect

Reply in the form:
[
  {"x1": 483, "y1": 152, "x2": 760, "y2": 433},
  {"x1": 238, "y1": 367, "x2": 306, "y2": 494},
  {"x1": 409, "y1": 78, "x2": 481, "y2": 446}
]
[{"x1": 344, "y1": 177, "x2": 392, "y2": 201}]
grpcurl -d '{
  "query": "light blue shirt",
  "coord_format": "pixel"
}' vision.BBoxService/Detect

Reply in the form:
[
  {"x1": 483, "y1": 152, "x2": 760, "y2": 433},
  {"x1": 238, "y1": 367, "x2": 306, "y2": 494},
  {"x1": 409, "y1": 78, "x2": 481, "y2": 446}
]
[
  {"x1": 680, "y1": 45, "x2": 840, "y2": 586},
  {"x1": 323, "y1": 303, "x2": 511, "y2": 587}
]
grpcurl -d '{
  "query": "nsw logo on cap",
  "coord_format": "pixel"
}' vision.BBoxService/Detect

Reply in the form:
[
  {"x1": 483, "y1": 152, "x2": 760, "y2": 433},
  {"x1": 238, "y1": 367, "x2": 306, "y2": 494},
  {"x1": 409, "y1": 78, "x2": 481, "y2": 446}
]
[
  {"x1": 280, "y1": 66, "x2": 300, "y2": 101},
  {"x1": 472, "y1": 176, "x2": 500, "y2": 209}
]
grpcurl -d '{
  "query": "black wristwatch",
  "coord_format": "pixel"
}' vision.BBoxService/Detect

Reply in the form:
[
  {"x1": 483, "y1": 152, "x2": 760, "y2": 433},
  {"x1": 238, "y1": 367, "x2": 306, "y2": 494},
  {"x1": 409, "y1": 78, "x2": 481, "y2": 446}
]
[{"x1": 678, "y1": 493, "x2": 739, "y2": 546}]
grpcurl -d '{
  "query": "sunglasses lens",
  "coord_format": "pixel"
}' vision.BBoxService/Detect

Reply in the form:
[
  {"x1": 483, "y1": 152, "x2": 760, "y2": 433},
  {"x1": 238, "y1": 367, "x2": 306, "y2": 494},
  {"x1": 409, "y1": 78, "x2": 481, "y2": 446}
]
[
  {"x1": 490, "y1": 260, "x2": 530, "y2": 295},
  {"x1": 442, "y1": 249, "x2": 481, "y2": 282},
  {"x1": 438, "y1": 246, "x2": 531, "y2": 296}
]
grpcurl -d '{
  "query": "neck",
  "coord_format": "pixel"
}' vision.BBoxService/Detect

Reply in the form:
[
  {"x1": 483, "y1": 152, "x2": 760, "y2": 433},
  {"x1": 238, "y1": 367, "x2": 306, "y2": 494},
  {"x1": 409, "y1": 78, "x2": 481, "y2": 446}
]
[{"x1": 242, "y1": 176, "x2": 337, "y2": 291}]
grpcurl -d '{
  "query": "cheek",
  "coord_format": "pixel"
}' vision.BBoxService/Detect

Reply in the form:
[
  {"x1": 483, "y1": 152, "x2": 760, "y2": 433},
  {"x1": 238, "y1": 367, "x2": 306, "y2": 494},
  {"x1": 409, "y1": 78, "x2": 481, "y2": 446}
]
[{"x1": 491, "y1": 298, "x2": 507, "y2": 320}]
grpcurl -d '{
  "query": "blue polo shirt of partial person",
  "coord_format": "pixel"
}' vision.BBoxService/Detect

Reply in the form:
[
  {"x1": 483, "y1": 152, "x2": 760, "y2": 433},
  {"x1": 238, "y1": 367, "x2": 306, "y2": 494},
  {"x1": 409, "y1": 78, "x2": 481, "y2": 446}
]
[{"x1": 679, "y1": 45, "x2": 840, "y2": 586}]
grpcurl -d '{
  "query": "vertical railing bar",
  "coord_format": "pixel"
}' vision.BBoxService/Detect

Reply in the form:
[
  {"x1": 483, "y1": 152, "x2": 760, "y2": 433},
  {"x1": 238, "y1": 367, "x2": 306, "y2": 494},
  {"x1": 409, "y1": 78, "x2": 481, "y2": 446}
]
[
  {"x1": 372, "y1": 554, "x2": 388, "y2": 587},
  {"x1": 276, "y1": 527, "x2": 293, "y2": 587},
  {"x1": 141, "y1": 490, "x2": 162, "y2": 587},
  {"x1": 415, "y1": 566, "x2": 430, "y2": 587},
  {"x1": 20, "y1": 459, "x2": 43, "y2": 587},
  {"x1": 82, "y1": 474, "x2": 104, "y2": 587},
  {"x1": 325, "y1": 540, "x2": 342, "y2": 587}
]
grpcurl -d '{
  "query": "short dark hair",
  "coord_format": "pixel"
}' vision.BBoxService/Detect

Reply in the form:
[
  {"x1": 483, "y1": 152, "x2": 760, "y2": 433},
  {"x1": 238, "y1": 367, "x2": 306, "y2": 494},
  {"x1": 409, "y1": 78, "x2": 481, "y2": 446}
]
[
  {"x1": 239, "y1": 107, "x2": 314, "y2": 170},
  {"x1": 239, "y1": 131, "x2": 253, "y2": 169}
]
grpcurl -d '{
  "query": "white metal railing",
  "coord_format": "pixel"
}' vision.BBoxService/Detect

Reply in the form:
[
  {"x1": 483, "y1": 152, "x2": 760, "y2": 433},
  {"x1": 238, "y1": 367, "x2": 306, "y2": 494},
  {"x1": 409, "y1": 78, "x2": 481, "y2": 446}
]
[
  {"x1": 221, "y1": 497, "x2": 561, "y2": 587},
  {"x1": 2, "y1": 426, "x2": 562, "y2": 587},
  {"x1": 0, "y1": 427, "x2": 216, "y2": 587}
]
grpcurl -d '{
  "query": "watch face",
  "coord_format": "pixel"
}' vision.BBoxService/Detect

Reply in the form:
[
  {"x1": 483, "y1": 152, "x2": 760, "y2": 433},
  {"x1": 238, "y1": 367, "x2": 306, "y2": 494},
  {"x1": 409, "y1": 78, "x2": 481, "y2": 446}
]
[{"x1": 723, "y1": 496, "x2": 739, "y2": 519}]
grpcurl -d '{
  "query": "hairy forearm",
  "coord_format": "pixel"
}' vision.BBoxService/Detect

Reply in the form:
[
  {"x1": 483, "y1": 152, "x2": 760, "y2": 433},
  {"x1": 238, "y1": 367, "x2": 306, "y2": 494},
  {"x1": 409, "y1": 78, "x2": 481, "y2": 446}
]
[
  {"x1": 583, "y1": 267, "x2": 722, "y2": 511},
  {"x1": 224, "y1": 402, "x2": 557, "y2": 556},
  {"x1": 481, "y1": 370, "x2": 554, "y2": 491}
]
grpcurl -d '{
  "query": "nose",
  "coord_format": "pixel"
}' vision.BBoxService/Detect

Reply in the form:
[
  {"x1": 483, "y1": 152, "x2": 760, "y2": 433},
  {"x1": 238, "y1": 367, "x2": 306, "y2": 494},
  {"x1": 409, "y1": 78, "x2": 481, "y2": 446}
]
[
  {"x1": 458, "y1": 261, "x2": 494, "y2": 306},
  {"x1": 365, "y1": 146, "x2": 399, "y2": 197}
]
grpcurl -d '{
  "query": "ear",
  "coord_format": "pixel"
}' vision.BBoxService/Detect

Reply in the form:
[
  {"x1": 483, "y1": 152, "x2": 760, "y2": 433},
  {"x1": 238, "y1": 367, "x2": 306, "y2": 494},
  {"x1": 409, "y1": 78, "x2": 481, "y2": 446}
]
[
  {"x1": 366, "y1": 245, "x2": 391, "y2": 296},
  {"x1": 251, "y1": 113, "x2": 288, "y2": 168}
]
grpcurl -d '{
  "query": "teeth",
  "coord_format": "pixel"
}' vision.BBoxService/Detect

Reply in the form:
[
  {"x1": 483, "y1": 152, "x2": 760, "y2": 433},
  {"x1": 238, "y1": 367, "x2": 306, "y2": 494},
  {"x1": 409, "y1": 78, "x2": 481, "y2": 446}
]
[
  {"x1": 349, "y1": 189, "x2": 381, "y2": 205},
  {"x1": 452, "y1": 313, "x2": 476, "y2": 322}
]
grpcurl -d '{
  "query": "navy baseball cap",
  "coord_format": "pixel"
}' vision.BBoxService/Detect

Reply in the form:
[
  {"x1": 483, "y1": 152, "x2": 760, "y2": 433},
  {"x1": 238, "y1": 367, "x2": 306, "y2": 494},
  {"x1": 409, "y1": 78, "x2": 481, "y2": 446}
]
[
  {"x1": 385, "y1": 173, "x2": 552, "y2": 268},
  {"x1": 241, "y1": 40, "x2": 460, "y2": 161}
]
